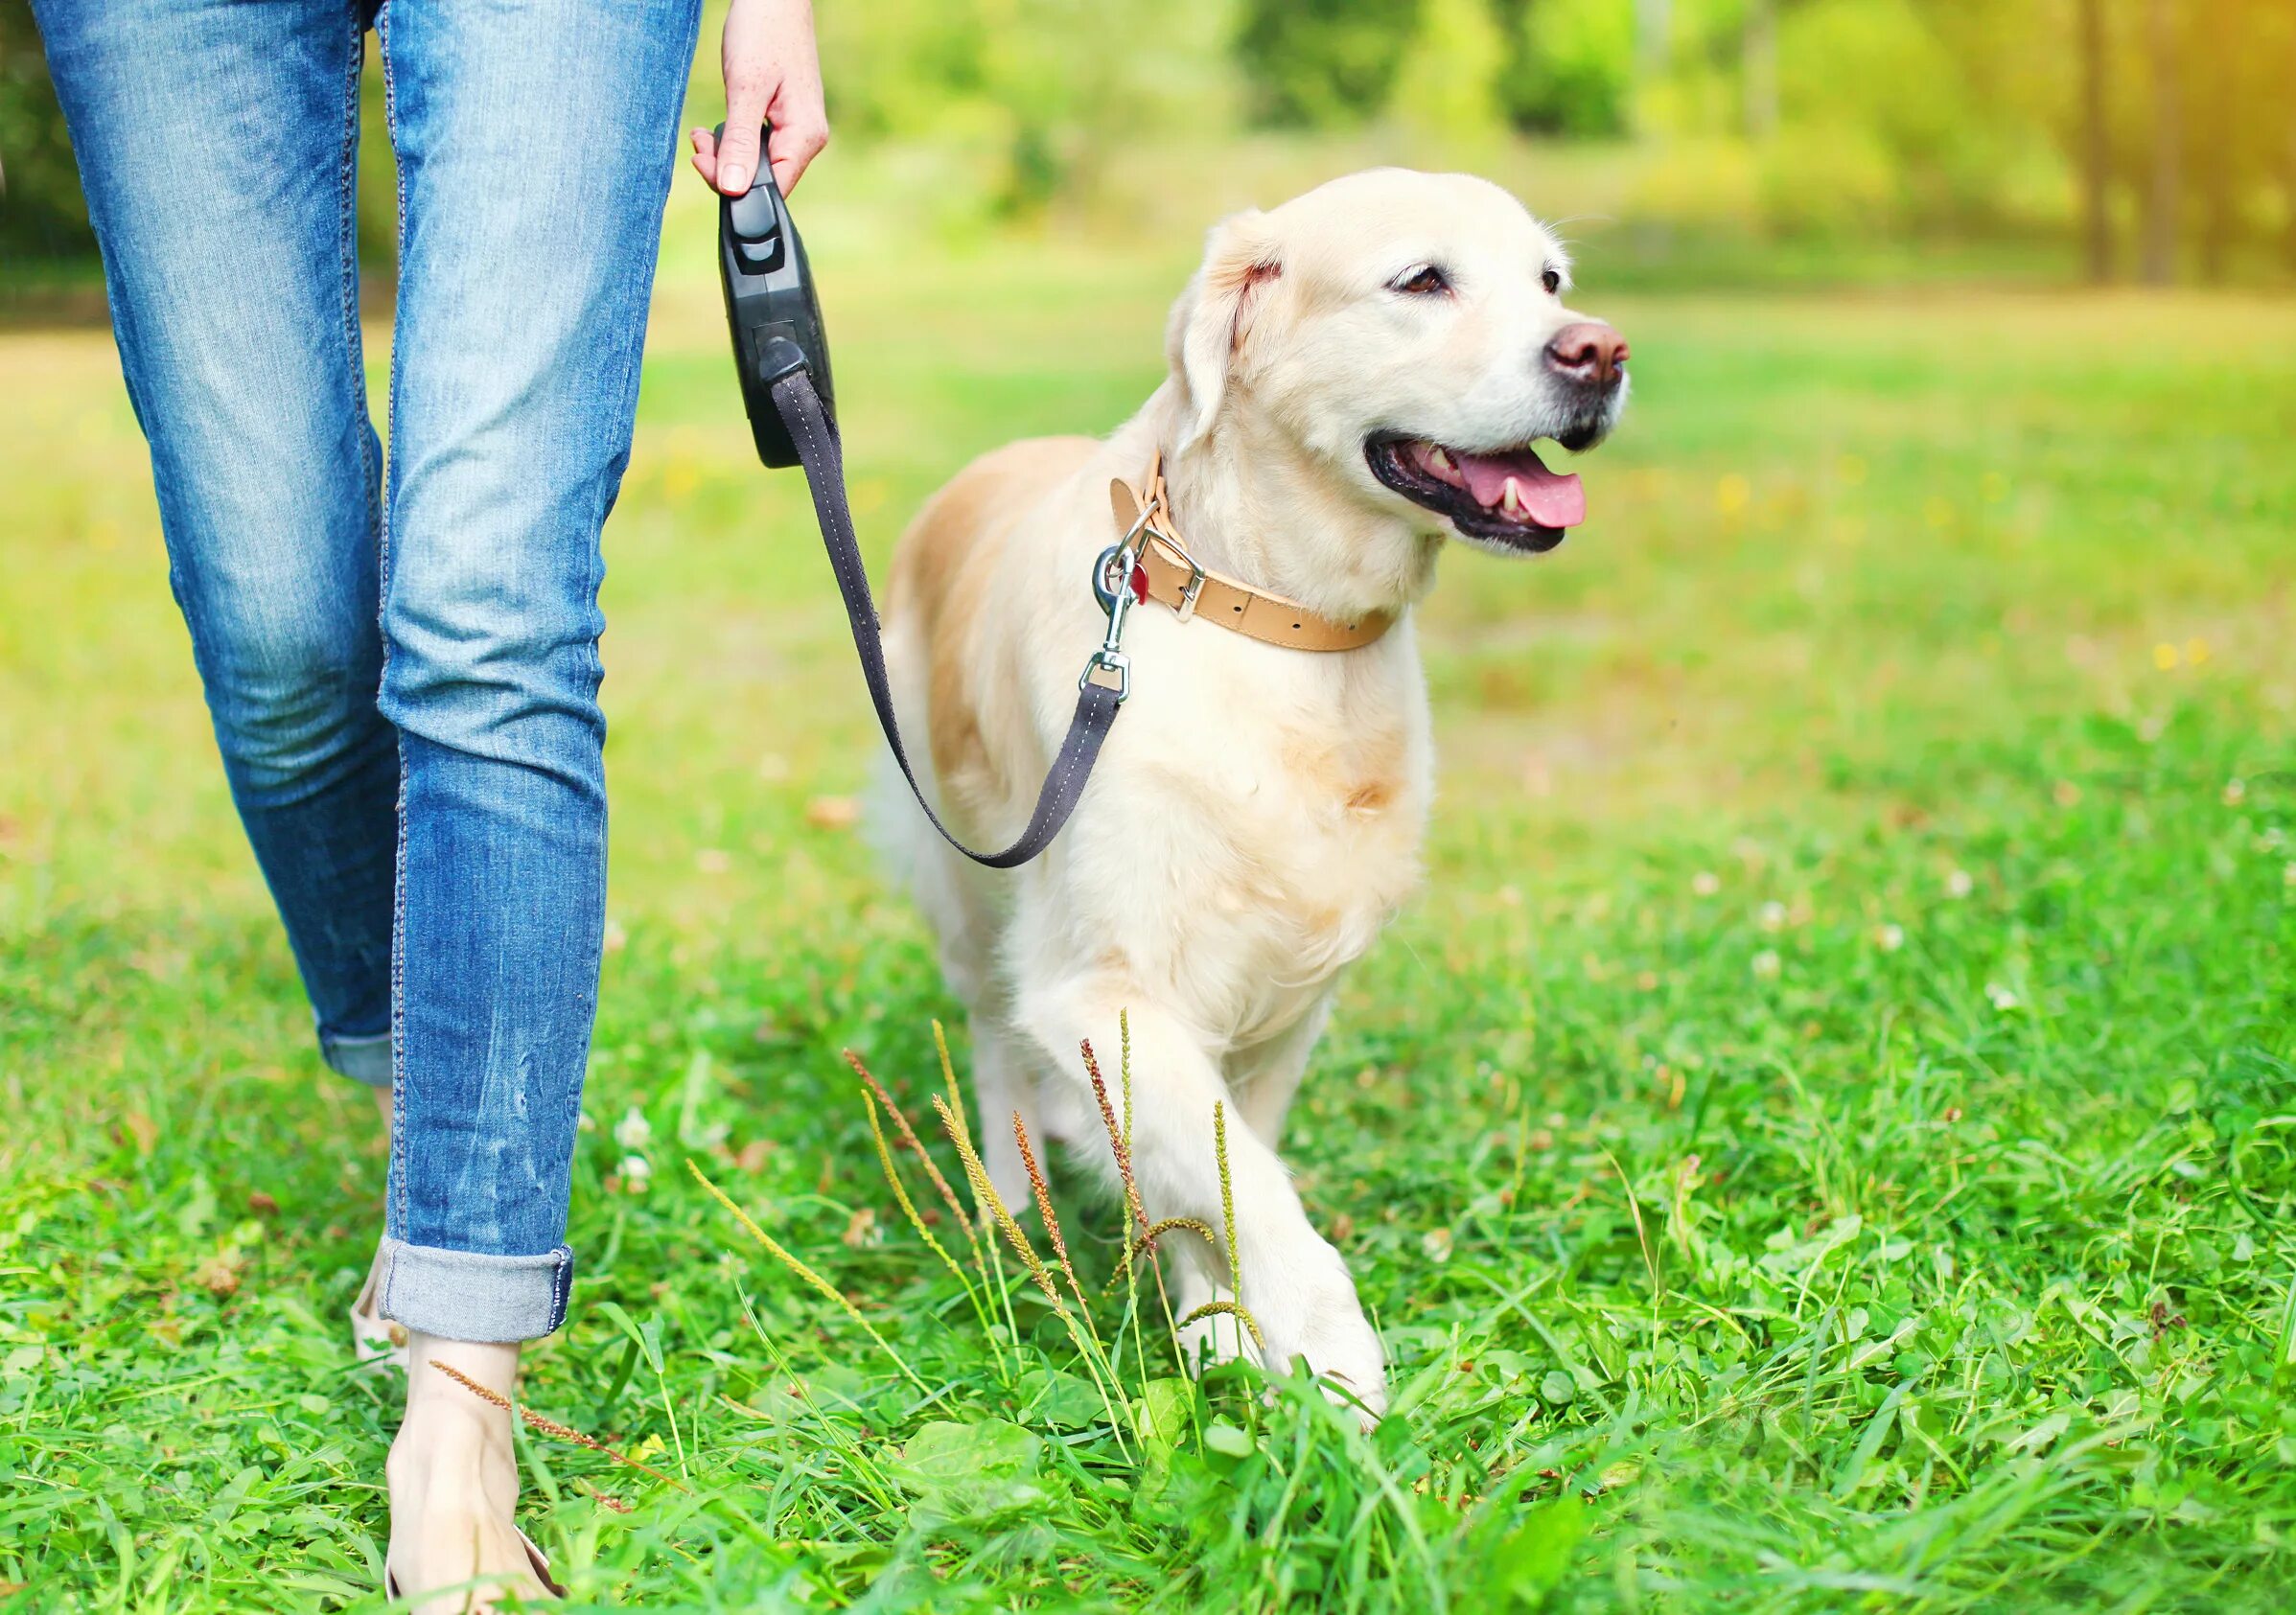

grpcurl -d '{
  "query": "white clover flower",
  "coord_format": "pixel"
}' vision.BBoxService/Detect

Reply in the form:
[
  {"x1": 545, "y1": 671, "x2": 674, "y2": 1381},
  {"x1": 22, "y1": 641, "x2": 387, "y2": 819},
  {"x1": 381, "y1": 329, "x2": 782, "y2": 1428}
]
[
  {"x1": 614, "y1": 1106, "x2": 652, "y2": 1152},
  {"x1": 1946, "y1": 869, "x2": 1975, "y2": 899},
  {"x1": 1758, "y1": 900, "x2": 1788, "y2": 933},
  {"x1": 1876, "y1": 924, "x2": 1905, "y2": 953},
  {"x1": 619, "y1": 1155, "x2": 653, "y2": 1191},
  {"x1": 1692, "y1": 870, "x2": 1722, "y2": 897},
  {"x1": 1985, "y1": 982, "x2": 2019, "y2": 1011},
  {"x1": 1751, "y1": 949, "x2": 1782, "y2": 981}
]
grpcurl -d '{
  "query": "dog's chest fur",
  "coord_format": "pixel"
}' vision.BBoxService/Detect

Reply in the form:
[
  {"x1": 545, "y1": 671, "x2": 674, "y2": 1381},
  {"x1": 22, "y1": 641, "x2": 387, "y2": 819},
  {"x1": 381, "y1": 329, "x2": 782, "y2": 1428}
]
[{"x1": 1102, "y1": 631, "x2": 1433, "y2": 1042}]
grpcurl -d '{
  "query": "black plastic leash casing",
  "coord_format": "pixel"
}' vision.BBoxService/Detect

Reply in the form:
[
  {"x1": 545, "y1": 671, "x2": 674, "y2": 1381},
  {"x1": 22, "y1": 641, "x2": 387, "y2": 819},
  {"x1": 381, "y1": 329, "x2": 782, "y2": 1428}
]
[
  {"x1": 717, "y1": 123, "x2": 834, "y2": 467},
  {"x1": 720, "y1": 130, "x2": 1124, "y2": 867}
]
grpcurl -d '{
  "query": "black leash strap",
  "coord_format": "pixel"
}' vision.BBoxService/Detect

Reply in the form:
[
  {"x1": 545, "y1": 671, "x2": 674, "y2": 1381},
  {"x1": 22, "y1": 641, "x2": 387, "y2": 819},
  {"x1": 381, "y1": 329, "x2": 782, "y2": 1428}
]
[{"x1": 770, "y1": 368, "x2": 1126, "y2": 868}]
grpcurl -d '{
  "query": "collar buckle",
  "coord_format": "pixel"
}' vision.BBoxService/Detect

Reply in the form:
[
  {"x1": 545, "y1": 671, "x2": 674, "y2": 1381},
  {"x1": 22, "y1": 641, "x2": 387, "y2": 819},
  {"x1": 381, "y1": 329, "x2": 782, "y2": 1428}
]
[{"x1": 1149, "y1": 528, "x2": 1209, "y2": 621}]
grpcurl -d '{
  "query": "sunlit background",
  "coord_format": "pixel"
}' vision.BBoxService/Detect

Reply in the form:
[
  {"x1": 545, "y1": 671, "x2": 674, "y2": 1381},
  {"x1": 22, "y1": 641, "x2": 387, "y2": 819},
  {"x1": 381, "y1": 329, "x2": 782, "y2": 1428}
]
[
  {"x1": 3, "y1": 5, "x2": 2292, "y2": 1609},
  {"x1": 8, "y1": 1, "x2": 2296, "y2": 293}
]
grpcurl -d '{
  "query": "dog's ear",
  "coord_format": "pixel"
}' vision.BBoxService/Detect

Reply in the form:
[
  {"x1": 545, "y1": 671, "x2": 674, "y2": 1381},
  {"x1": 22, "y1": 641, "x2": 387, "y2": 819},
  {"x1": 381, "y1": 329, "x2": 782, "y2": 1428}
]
[{"x1": 1168, "y1": 211, "x2": 1281, "y2": 450}]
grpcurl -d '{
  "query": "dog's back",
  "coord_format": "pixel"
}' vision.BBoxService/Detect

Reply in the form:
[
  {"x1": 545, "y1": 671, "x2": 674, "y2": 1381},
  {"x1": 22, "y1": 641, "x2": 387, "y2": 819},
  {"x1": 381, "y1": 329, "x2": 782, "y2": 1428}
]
[{"x1": 883, "y1": 434, "x2": 1099, "y2": 840}]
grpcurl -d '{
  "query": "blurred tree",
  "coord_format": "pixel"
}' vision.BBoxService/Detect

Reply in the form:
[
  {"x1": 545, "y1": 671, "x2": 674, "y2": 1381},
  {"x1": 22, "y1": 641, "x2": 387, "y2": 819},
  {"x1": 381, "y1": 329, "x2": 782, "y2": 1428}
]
[
  {"x1": 1495, "y1": 0, "x2": 1636, "y2": 138},
  {"x1": 6, "y1": 0, "x2": 2291, "y2": 284},
  {"x1": 1390, "y1": 0, "x2": 1508, "y2": 142},
  {"x1": 2138, "y1": 0, "x2": 2177, "y2": 283},
  {"x1": 1236, "y1": 0, "x2": 1424, "y2": 126},
  {"x1": 2185, "y1": 0, "x2": 2296, "y2": 283},
  {"x1": 1741, "y1": 0, "x2": 1775, "y2": 140},
  {"x1": 1635, "y1": 0, "x2": 1671, "y2": 90},
  {"x1": 2076, "y1": 0, "x2": 2110, "y2": 281},
  {"x1": 0, "y1": 4, "x2": 94, "y2": 267},
  {"x1": 2284, "y1": 11, "x2": 2296, "y2": 272},
  {"x1": 821, "y1": 0, "x2": 1236, "y2": 216}
]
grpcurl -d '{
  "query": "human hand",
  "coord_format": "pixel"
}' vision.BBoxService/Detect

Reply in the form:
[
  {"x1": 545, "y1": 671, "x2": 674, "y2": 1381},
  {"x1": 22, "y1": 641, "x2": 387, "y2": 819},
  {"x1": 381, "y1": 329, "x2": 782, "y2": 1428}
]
[{"x1": 689, "y1": 0, "x2": 827, "y2": 196}]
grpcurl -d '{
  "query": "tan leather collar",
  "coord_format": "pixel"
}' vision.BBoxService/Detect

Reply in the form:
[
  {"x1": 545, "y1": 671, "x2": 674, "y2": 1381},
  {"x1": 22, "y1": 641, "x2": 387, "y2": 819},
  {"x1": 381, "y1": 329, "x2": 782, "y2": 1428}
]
[{"x1": 1109, "y1": 454, "x2": 1393, "y2": 653}]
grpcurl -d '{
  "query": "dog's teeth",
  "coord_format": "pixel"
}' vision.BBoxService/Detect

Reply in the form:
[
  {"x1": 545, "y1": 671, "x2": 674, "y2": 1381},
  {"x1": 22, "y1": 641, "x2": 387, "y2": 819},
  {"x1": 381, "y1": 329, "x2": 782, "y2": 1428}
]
[
  {"x1": 1500, "y1": 477, "x2": 1527, "y2": 519},
  {"x1": 1426, "y1": 446, "x2": 1456, "y2": 476}
]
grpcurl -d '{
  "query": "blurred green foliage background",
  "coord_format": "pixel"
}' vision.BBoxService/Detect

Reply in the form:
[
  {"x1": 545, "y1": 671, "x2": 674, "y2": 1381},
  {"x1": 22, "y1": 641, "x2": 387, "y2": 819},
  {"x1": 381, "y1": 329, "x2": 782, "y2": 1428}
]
[
  {"x1": 5, "y1": 5, "x2": 2293, "y2": 1608},
  {"x1": 5, "y1": 0, "x2": 2295, "y2": 291}
]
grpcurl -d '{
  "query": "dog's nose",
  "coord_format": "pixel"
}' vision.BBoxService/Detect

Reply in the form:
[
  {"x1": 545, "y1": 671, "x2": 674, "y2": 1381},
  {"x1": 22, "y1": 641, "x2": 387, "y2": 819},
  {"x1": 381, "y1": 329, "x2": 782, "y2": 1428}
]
[{"x1": 1545, "y1": 322, "x2": 1629, "y2": 387}]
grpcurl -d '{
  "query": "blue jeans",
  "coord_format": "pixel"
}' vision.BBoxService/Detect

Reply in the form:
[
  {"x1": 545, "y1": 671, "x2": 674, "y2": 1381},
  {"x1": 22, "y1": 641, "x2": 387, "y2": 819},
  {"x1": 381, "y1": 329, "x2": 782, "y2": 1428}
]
[{"x1": 35, "y1": 0, "x2": 703, "y2": 1341}]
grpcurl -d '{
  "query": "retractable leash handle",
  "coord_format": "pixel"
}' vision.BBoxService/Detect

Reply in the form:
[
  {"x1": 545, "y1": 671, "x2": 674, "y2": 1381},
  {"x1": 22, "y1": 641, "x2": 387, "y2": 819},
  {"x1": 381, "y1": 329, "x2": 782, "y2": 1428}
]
[
  {"x1": 717, "y1": 122, "x2": 832, "y2": 468},
  {"x1": 719, "y1": 129, "x2": 1125, "y2": 869}
]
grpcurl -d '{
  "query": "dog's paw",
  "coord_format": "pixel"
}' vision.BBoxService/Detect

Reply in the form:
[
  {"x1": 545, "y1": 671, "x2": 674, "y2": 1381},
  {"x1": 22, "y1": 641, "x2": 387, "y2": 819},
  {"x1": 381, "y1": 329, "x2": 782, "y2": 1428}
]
[
  {"x1": 1252, "y1": 1254, "x2": 1388, "y2": 1429},
  {"x1": 1289, "y1": 1300, "x2": 1388, "y2": 1428}
]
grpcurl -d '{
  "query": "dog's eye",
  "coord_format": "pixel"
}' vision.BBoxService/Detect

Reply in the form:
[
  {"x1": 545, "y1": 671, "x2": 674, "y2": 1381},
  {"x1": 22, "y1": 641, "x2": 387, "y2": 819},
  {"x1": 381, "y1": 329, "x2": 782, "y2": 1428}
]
[
  {"x1": 1541, "y1": 267, "x2": 1563, "y2": 295},
  {"x1": 1390, "y1": 265, "x2": 1449, "y2": 297}
]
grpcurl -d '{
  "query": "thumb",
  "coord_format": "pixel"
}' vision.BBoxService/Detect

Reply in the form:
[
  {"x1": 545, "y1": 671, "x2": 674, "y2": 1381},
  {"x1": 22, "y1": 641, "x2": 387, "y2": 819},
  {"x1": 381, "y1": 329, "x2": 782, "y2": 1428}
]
[{"x1": 716, "y1": 106, "x2": 765, "y2": 196}]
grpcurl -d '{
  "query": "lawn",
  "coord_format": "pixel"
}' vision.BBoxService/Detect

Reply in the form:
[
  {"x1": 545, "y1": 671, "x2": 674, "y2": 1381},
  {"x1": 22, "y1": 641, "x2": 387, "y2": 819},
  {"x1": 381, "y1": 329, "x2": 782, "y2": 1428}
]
[{"x1": 3, "y1": 170, "x2": 2293, "y2": 1612}]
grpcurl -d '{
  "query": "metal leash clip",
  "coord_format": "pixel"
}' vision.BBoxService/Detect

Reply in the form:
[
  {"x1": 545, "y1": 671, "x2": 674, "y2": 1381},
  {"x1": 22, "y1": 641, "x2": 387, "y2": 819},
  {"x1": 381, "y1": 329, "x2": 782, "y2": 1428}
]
[{"x1": 1080, "y1": 502, "x2": 1153, "y2": 700}]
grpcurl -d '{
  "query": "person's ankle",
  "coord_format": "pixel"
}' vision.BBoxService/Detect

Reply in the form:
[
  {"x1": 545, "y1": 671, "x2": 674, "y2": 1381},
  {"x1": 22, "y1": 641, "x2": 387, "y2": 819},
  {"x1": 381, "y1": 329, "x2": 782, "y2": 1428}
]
[
  {"x1": 406, "y1": 1334, "x2": 522, "y2": 1398},
  {"x1": 395, "y1": 1338, "x2": 522, "y2": 1471}
]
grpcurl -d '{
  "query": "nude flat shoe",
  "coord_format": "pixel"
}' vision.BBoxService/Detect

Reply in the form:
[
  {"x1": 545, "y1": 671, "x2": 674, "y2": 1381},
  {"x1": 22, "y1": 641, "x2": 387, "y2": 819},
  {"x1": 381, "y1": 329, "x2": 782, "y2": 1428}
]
[
  {"x1": 349, "y1": 1245, "x2": 410, "y2": 1370},
  {"x1": 383, "y1": 1525, "x2": 563, "y2": 1603}
]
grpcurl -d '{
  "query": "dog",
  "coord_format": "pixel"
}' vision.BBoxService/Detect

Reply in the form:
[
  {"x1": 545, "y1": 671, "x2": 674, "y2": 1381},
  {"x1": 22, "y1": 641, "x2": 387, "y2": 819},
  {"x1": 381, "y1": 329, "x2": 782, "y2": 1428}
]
[{"x1": 879, "y1": 169, "x2": 1629, "y2": 1419}]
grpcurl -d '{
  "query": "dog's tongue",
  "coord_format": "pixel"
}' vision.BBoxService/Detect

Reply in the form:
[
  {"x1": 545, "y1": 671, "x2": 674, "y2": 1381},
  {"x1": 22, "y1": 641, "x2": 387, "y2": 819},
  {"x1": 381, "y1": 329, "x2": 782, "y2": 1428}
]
[{"x1": 1457, "y1": 447, "x2": 1585, "y2": 529}]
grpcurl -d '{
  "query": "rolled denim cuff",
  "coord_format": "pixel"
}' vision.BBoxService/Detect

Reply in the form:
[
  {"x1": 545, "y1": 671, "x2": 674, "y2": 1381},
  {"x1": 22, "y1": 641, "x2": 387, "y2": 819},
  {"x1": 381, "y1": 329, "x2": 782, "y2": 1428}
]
[
  {"x1": 375, "y1": 1237, "x2": 573, "y2": 1342},
  {"x1": 319, "y1": 1027, "x2": 393, "y2": 1088}
]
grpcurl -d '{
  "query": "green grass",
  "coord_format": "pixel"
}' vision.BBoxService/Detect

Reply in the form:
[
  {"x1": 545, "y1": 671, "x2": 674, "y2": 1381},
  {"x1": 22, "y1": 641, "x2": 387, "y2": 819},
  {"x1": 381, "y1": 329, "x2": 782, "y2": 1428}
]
[{"x1": 3, "y1": 170, "x2": 2294, "y2": 1612}]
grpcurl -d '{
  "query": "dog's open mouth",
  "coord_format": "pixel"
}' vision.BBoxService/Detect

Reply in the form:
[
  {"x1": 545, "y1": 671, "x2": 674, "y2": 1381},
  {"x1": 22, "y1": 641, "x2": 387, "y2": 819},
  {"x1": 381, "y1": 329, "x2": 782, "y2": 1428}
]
[{"x1": 1366, "y1": 436, "x2": 1586, "y2": 553}]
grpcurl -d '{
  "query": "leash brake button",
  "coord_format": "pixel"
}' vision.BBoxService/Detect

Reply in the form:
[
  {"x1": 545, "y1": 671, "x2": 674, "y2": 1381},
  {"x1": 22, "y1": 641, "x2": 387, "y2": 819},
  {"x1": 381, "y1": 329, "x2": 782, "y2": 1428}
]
[{"x1": 728, "y1": 184, "x2": 784, "y2": 274}]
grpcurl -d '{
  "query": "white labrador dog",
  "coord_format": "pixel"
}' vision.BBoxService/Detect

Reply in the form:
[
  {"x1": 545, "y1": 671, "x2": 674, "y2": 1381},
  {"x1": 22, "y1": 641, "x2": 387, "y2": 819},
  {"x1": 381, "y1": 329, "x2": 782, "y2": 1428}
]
[{"x1": 880, "y1": 169, "x2": 1628, "y2": 1418}]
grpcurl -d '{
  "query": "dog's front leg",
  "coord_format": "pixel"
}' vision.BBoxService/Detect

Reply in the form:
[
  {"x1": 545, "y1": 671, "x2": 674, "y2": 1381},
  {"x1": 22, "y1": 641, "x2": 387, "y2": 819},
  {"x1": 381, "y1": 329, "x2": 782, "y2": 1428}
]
[
  {"x1": 1017, "y1": 988, "x2": 1387, "y2": 1423},
  {"x1": 1226, "y1": 993, "x2": 1334, "y2": 1148}
]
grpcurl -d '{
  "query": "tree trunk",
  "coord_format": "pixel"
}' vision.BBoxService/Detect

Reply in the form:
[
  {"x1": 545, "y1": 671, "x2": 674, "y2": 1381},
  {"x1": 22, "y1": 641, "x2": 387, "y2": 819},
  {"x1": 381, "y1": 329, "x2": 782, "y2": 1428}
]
[
  {"x1": 1634, "y1": 0, "x2": 1670, "y2": 136},
  {"x1": 2140, "y1": 0, "x2": 2180, "y2": 285},
  {"x1": 2077, "y1": 0, "x2": 2111, "y2": 282},
  {"x1": 2286, "y1": 23, "x2": 2296, "y2": 273},
  {"x1": 2193, "y1": 46, "x2": 2232, "y2": 283},
  {"x1": 1743, "y1": 0, "x2": 1778, "y2": 142},
  {"x1": 2286, "y1": 118, "x2": 2296, "y2": 276}
]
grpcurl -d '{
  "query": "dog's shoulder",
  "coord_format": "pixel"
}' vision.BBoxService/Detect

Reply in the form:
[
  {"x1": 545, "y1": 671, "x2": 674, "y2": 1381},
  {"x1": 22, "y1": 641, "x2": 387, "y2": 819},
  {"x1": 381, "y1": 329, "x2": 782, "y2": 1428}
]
[
  {"x1": 888, "y1": 435, "x2": 1101, "y2": 618},
  {"x1": 886, "y1": 435, "x2": 1104, "y2": 815}
]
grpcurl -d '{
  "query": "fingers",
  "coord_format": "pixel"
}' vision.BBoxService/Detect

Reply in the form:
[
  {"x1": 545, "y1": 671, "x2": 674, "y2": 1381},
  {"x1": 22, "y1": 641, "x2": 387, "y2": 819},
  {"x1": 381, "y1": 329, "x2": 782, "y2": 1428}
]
[
  {"x1": 764, "y1": 109, "x2": 828, "y2": 196},
  {"x1": 712, "y1": 93, "x2": 766, "y2": 197},
  {"x1": 689, "y1": 112, "x2": 823, "y2": 196},
  {"x1": 703, "y1": 0, "x2": 828, "y2": 196}
]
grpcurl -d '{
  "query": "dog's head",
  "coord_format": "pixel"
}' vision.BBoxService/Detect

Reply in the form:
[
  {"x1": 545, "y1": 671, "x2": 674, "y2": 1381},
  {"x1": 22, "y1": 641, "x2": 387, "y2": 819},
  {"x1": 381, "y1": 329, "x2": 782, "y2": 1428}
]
[{"x1": 1168, "y1": 169, "x2": 1627, "y2": 559}]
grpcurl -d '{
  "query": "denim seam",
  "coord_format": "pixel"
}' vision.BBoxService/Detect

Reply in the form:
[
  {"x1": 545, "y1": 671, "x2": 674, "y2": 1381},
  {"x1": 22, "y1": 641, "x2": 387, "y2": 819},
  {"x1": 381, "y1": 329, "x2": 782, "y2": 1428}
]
[
  {"x1": 332, "y1": 4, "x2": 392, "y2": 1100},
  {"x1": 335, "y1": 7, "x2": 383, "y2": 672},
  {"x1": 375, "y1": 2, "x2": 412, "y2": 1248}
]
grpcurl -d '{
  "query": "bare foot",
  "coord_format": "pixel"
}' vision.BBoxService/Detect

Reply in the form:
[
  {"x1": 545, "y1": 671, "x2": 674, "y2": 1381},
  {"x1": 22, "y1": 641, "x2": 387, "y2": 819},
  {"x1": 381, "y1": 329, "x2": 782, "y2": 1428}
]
[{"x1": 385, "y1": 1338, "x2": 554, "y2": 1612}]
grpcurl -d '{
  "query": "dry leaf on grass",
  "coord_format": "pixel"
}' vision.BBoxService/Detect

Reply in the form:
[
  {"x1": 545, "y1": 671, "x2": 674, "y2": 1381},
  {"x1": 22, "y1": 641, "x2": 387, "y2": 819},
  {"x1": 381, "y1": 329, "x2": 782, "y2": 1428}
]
[{"x1": 805, "y1": 796, "x2": 860, "y2": 831}]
